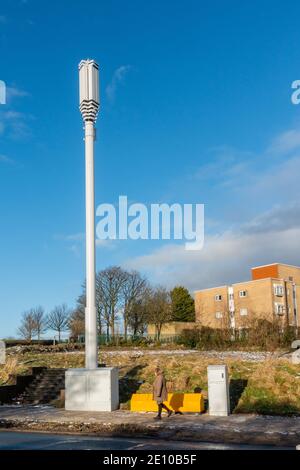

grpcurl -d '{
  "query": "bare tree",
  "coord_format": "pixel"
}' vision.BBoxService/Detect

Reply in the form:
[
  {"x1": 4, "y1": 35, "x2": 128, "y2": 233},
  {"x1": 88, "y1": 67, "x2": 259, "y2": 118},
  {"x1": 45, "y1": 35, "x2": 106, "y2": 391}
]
[
  {"x1": 144, "y1": 287, "x2": 172, "y2": 340},
  {"x1": 73, "y1": 273, "x2": 116, "y2": 342},
  {"x1": 71, "y1": 281, "x2": 111, "y2": 341},
  {"x1": 31, "y1": 306, "x2": 47, "y2": 340},
  {"x1": 77, "y1": 280, "x2": 106, "y2": 336},
  {"x1": 75, "y1": 267, "x2": 150, "y2": 341},
  {"x1": 17, "y1": 310, "x2": 37, "y2": 342},
  {"x1": 97, "y1": 266, "x2": 127, "y2": 337},
  {"x1": 127, "y1": 296, "x2": 149, "y2": 336},
  {"x1": 95, "y1": 276, "x2": 105, "y2": 335},
  {"x1": 70, "y1": 292, "x2": 85, "y2": 339},
  {"x1": 69, "y1": 307, "x2": 85, "y2": 340},
  {"x1": 46, "y1": 304, "x2": 70, "y2": 341},
  {"x1": 122, "y1": 270, "x2": 148, "y2": 340}
]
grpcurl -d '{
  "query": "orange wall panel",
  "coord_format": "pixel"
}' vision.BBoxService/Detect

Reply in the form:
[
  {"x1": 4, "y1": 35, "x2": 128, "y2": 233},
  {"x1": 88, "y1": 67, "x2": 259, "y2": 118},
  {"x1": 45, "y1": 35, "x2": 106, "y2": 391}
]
[{"x1": 252, "y1": 265, "x2": 278, "y2": 281}]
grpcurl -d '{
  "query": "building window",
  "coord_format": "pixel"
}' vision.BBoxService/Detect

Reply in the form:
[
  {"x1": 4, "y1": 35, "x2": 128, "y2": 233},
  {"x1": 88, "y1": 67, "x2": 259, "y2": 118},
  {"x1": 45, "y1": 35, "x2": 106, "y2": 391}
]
[
  {"x1": 229, "y1": 293, "x2": 234, "y2": 300},
  {"x1": 275, "y1": 303, "x2": 285, "y2": 315},
  {"x1": 215, "y1": 294, "x2": 222, "y2": 301},
  {"x1": 240, "y1": 308, "x2": 248, "y2": 316},
  {"x1": 215, "y1": 312, "x2": 223, "y2": 319},
  {"x1": 274, "y1": 285, "x2": 284, "y2": 297},
  {"x1": 239, "y1": 290, "x2": 247, "y2": 298}
]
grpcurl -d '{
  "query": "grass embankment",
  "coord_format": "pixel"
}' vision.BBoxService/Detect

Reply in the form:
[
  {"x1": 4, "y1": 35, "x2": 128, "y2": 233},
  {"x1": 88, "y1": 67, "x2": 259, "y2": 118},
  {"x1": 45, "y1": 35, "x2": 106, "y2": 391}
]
[{"x1": 1, "y1": 349, "x2": 300, "y2": 415}]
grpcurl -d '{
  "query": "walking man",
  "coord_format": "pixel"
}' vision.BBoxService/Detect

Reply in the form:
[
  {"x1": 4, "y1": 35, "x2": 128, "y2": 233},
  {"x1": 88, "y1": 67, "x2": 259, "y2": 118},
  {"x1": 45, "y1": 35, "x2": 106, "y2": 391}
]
[{"x1": 153, "y1": 366, "x2": 172, "y2": 420}]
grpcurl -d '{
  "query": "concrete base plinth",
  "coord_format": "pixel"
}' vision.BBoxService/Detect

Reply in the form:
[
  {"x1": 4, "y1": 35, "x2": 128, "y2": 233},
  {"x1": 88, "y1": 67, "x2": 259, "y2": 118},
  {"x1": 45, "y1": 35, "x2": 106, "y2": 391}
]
[{"x1": 65, "y1": 368, "x2": 119, "y2": 412}]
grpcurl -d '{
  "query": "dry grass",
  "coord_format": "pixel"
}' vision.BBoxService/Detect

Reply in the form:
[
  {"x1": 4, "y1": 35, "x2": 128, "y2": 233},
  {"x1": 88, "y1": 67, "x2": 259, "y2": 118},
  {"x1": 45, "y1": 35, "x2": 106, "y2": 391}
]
[
  {"x1": 2, "y1": 350, "x2": 300, "y2": 415},
  {"x1": 0, "y1": 357, "x2": 24, "y2": 385},
  {"x1": 236, "y1": 360, "x2": 300, "y2": 415}
]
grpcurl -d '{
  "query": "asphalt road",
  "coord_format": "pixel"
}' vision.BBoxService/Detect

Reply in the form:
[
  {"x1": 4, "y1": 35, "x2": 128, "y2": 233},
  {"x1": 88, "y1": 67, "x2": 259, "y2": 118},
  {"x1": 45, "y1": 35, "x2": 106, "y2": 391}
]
[{"x1": 0, "y1": 431, "x2": 293, "y2": 450}]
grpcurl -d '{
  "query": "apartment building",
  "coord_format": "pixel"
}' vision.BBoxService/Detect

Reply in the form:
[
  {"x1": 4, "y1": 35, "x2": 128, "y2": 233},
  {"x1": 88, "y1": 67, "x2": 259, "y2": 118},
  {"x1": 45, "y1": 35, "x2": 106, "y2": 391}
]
[{"x1": 194, "y1": 263, "x2": 300, "y2": 329}]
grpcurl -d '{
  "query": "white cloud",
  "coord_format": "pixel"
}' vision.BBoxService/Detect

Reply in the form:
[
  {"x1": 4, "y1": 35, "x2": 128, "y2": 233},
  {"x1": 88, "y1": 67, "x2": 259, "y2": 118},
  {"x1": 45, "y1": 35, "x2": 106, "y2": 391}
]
[
  {"x1": 193, "y1": 146, "x2": 254, "y2": 184},
  {"x1": 125, "y1": 211, "x2": 300, "y2": 292},
  {"x1": 191, "y1": 130, "x2": 300, "y2": 209},
  {"x1": 68, "y1": 244, "x2": 81, "y2": 258},
  {"x1": 242, "y1": 202, "x2": 300, "y2": 234},
  {"x1": 105, "y1": 65, "x2": 131, "y2": 103},
  {"x1": 250, "y1": 154, "x2": 300, "y2": 200},
  {"x1": 0, "y1": 154, "x2": 15, "y2": 165},
  {"x1": 0, "y1": 110, "x2": 32, "y2": 139},
  {"x1": 267, "y1": 128, "x2": 300, "y2": 155},
  {"x1": 54, "y1": 232, "x2": 116, "y2": 257},
  {"x1": 125, "y1": 122, "x2": 300, "y2": 292},
  {"x1": 6, "y1": 86, "x2": 29, "y2": 102},
  {"x1": 57, "y1": 124, "x2": 300, "y2": 287},
  {"x1": 96, "y1": 238, "x2": 116, "y2": 250},
  {"x1": 54, "y1": 233, "x2": 84, "y2": 258},
  {"x1": 65, "y1": 232, "x2": 85, "y2": 242},
  {"x1": 0, "y1": 85, "x2": 30, "y2": 139}
]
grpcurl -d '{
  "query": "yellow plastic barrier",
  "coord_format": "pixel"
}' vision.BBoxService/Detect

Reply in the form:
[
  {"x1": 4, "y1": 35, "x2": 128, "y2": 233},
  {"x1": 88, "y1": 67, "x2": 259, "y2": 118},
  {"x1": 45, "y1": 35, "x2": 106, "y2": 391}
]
[{"x1": 130, "y1": 393, "x2": 204, "y2": 413}]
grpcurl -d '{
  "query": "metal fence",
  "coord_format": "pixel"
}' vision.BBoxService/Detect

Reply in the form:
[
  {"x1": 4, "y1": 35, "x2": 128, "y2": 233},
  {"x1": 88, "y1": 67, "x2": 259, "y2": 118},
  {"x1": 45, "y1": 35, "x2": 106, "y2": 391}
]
[{"x1": 76, "y1": 333, "x2": 181, "y2": 345}]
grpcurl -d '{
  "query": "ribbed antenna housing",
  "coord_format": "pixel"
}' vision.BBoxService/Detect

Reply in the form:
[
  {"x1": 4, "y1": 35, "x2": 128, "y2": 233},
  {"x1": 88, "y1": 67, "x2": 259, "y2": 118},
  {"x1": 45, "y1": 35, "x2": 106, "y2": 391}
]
[{"x1": 79, "y1": 60, "x2": 100, "y2": 122}]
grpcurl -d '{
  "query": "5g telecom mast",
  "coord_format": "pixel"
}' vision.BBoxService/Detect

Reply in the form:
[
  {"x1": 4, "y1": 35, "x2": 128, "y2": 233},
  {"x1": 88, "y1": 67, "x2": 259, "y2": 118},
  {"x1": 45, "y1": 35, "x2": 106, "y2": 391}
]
[
  {"x1": 65, "y1": 60, "x2": 119, "y2": 412},
  {"x1": 79, "y1": 59, "x2": 99, "y2": 370}
]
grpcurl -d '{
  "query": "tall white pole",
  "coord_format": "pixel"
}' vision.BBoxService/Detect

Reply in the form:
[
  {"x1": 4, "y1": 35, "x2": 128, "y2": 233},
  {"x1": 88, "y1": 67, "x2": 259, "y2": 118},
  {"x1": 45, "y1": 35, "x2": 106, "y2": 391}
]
[
  {"x1": 85, "y1": 121, "x2": 97, "y2": 369},
  {"x1": 79, "y1": 59, "x2": 100, "y2": 370}
]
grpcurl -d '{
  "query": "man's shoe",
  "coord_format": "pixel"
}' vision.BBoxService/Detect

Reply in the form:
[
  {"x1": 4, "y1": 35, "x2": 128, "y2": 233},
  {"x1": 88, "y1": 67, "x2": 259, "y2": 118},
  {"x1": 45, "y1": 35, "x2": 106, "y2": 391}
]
[
  {"x1": 154, "y1": 415, "x2": 162, "y2": 420},
  {"x1": 167, "y1": 410, "x2": 173, "y2": 417}
]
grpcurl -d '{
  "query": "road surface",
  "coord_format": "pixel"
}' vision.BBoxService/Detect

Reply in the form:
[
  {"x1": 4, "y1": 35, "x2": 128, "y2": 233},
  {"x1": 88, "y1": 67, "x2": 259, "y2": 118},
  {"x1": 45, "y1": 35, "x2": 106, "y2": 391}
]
[{"x1": 0, "y1": 431, "x2": 293, "y2": 450}]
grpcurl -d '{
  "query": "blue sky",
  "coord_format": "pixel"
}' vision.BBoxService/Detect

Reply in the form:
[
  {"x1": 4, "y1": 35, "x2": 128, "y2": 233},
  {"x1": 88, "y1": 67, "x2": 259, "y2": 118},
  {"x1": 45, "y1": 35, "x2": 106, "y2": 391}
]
[{"x1": 1, "y1": 0, "x2": 300, "y2": 337}]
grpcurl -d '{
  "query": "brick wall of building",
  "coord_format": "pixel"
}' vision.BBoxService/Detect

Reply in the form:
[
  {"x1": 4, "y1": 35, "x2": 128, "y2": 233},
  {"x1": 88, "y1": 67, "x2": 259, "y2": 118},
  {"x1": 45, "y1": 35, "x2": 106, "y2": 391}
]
[{"x1": 195, "y1": 264, "x2": 300, "y2": 329}]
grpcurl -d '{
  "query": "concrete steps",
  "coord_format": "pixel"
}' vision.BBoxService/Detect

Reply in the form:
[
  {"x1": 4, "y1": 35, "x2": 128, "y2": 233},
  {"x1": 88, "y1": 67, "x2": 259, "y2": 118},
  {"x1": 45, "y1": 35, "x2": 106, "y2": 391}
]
[{"x1": 15, "y1": 368, "x2": 66, "y2": 405}]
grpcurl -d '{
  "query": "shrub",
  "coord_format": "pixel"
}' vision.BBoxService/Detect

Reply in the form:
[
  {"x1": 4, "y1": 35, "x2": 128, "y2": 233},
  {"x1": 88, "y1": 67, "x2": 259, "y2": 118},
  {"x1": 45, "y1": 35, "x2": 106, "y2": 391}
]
[
  {"x1": 177, "y1": 327, "x2": 233, "y2": 349},
  {"x1": 176, "y1": 321, "x2": 299, "y2": 351},
  {"x1": 246, "y1": 319, "x2": 298, "y2": 350},
  {"x1": 176, "y1": 329, "x2": 200, "y2": 348}
]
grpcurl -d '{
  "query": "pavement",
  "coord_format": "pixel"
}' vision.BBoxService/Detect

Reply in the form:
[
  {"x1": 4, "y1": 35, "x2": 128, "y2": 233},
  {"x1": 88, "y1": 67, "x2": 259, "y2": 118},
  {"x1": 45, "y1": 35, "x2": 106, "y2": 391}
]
[{"x1": 0, "y1": 405, "x2": 299, "y2": 447}]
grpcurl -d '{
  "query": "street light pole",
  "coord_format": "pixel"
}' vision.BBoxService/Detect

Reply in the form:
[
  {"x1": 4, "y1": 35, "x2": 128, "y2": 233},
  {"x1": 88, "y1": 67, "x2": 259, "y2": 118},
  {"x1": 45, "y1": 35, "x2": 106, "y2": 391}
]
[{"x1": 79, "y1": 59, "x2": 99, "y2": 370}]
